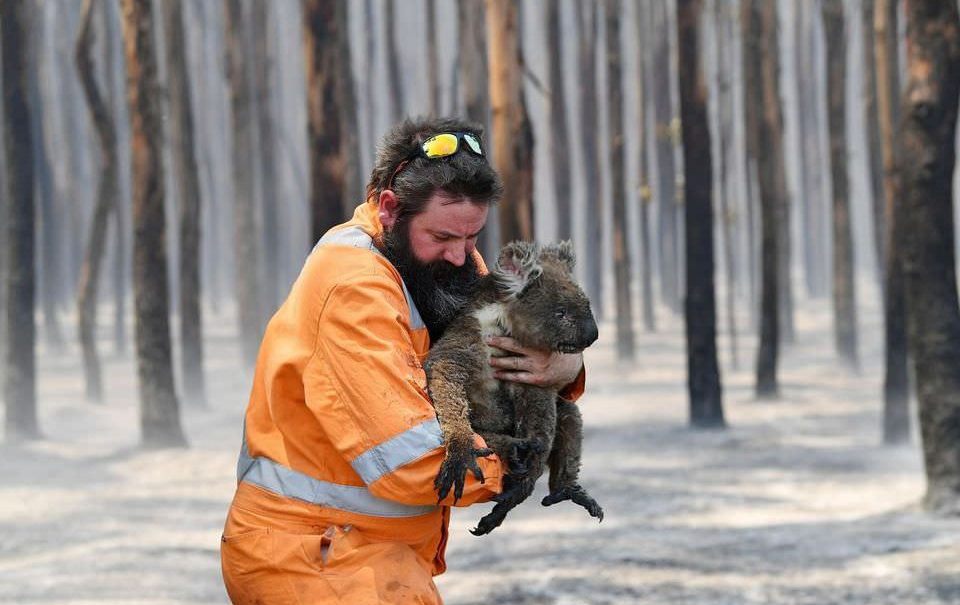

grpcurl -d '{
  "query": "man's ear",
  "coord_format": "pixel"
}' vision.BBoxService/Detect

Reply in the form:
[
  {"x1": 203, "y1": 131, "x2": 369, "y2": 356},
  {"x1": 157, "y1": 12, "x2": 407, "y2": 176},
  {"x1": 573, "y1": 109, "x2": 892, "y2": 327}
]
[
  {"x1": 494, "y1": 241, "x2": 542, "y2": 299},
  {"x1": 378, "y1": 189, "x2": 399, "y2": 230}
]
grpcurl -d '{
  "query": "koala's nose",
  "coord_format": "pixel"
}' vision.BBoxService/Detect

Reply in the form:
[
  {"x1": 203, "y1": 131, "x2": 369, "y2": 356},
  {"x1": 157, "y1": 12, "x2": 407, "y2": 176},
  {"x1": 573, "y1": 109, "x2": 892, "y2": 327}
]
[{"x1": 581, "y1": 315, "x2": 599, "y2": 347}]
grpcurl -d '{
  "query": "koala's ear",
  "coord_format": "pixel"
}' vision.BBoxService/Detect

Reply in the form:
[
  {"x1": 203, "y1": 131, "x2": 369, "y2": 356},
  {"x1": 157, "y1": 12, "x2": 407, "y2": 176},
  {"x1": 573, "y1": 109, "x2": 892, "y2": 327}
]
[
  {"x1": 547, "y1": 240, "x2": 576, "y2": 273},
  {"x1": 494, "y1": 241, "x2": 542, "y2": 299}
]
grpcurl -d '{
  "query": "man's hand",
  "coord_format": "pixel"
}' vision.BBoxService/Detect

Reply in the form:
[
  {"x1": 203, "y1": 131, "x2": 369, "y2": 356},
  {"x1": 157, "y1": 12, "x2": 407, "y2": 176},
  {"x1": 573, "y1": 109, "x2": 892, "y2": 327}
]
[{"x1": 484, "y1": 335, "x2": 583, "y2": 390}]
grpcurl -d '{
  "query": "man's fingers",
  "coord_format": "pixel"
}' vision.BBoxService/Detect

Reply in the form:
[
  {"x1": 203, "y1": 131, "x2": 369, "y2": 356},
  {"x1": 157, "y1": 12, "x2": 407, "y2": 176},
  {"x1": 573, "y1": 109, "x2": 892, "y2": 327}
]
[
  {"x1": 483, "y1": 335, "x2": 531, "y2": 355},
  {"x1": 489, "y1": 354, "x2": 526, "y2": 371},
  {"x1": 493, "y1": 370, "x2": 540, "y2": 385}
]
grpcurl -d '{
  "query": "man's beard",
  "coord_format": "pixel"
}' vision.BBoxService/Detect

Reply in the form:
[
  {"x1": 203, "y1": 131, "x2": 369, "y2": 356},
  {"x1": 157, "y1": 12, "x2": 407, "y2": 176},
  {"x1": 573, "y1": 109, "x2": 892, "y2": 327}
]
[{"x1": 381, "y1": 222, "x2": 481, "y2": 342}]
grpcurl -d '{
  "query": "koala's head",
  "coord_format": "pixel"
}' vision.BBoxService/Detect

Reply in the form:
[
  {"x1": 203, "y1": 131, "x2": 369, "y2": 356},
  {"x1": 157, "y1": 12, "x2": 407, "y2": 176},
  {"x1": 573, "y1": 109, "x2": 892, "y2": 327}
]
[{"x1": 492, "y1": 241, "x2": 599, "y2": 354}]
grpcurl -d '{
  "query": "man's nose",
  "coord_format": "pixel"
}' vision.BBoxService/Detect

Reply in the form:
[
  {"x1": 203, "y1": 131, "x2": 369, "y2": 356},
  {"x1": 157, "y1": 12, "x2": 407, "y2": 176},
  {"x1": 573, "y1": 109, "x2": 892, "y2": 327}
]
[{"x1": 443, "y1": 245, "x2": 467, "y2": 267}]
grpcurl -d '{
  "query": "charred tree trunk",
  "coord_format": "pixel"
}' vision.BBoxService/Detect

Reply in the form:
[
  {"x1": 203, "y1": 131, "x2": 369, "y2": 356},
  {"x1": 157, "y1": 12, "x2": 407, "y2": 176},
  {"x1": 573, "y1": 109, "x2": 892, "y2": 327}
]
[
  {"x1": 487, "y1": 0, "x2": 535, "y2": 244},
  {"x1": 75, "y1": 0, "x2": 119, "y2": 403},
  {"x1": 653, "y1": 1, "x2": 681, "y2": 315},
  {"x1": 863, "y1": 0, "x2": 886, "y2": 291},
  {"x1": 547, "y1": 0, "x2": 573, "y2": 242},
  {"x1": 679, "y1": 0, "x2": 724, "y2": 428},
  {"x1": 225, "y1": 0, "x2": 264, "y2": 367},
  {"x1": 2, "y1": 0, "x2": 39, "y2": 441},
  {"x1": 575, "y1": 0, "x2": 603, "y2": 315},
  {"x1": 875, "y1": 0, "x2": 910, "y2": 445},
  {"x1": 303, "y1": 0, "x2": 346, "y2": 245},
  {"x1": 336, "y1": 1, "x2": 363, "y2": 210},
  {"x1": 384, "y1": 0, "x2": 405, "y2": 121},
  {"x1": 426, "y1": 0, "x2": 440, "y2": 114},
  {"x1": 605, "y1": 0, "x2": 634, "y2": 360},
  {"x1": 120, "y1": 0, "x2": 187, "y2": 448},
  {"x1": 458, "y1": 0, "x2": 495, "y2": 258},
  {"x1": 637, "y1": 0, "x2": 656, "y2": 333},
  {"x1": 899, "y1": 0, "x2": 960, "y2": 514},
  {"x1": 162, "y1": 0, "x2": 206, "y2": 407},
  {"x1": 822, "y1": 0, "x2": 859, "y2": 369}
]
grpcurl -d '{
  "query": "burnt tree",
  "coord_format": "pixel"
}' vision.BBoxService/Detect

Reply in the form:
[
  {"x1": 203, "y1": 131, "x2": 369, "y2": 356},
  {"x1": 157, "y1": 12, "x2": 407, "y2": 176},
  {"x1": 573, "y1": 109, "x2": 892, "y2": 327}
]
[
  {"x1": 2, "y1": 0, "x2": 39, "y2": 441},
  {"x1": 875, "y1": 0, "x2": 910, "y2": 444},
  {"x1": 678, "y1": 0, "x2": 724, "y2": 428},
  {"x1": 605, "y1": 0, "x2": 634, "y2": 360},
  {"x1": 636, "y1": 0, "x2": 656, "y2": 332},
  {"x1": 547, "y1": 0, "x2": 573, "y2": 241},
  {"x1": 899, "y1": 0, "x2": 960, "y2": 514},
  {"x1": 822, "y1": 0, "x2": 859, "y2": 369},
  {"x1": 120, "y1": 0, "x2": 187, "y2": 447},
  {"x1": 75, "y1": 0, "x2": 119, "y2": 403},
  {"x1": 162, "y1": 0, "x2": 206, "y2": 407},
  {"x1": 487, "y1": 0, "x2": 535, "y2": 243}
]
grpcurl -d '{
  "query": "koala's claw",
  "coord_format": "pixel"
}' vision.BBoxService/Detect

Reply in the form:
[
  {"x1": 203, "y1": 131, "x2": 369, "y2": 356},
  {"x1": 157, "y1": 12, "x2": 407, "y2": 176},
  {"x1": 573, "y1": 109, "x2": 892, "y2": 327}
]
[
  {"x1": 541, "y1": 484, "x2": 604, "y2": 522},
  {"x1": 435, "y1": 445, "x2": 495, "y2": 504},
  {"x1": 507, "y1": 438, "x2": 545, "y2": 476}
]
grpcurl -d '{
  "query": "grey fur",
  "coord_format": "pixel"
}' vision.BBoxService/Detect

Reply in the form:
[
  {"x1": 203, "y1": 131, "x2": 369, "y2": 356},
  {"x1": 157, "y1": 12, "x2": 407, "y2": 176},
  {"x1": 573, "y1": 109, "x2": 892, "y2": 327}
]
[{"x1": 425, "y1": 241, "x2": 602, "y2": 535}]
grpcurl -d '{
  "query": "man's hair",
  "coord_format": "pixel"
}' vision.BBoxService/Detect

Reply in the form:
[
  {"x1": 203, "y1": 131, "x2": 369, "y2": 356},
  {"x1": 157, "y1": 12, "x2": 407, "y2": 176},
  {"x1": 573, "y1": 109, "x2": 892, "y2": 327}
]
[{"x1": 366, "y1": 116, "x2": 503, "y2": 222}]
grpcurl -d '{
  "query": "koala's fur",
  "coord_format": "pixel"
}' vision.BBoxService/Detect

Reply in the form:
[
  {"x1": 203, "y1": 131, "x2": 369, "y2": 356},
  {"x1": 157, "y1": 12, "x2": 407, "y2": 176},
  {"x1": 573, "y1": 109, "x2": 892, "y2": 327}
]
[{"x1": 425, "y1": 241, "x2": 602, "y2": 535}]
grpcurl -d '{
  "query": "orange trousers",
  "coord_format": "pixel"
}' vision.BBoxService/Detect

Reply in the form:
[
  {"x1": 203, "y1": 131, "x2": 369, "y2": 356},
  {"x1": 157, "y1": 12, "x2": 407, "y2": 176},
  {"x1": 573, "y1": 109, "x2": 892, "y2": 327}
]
[{"x1": 221, "y1": 488, "x2": 443, "y2": 604}]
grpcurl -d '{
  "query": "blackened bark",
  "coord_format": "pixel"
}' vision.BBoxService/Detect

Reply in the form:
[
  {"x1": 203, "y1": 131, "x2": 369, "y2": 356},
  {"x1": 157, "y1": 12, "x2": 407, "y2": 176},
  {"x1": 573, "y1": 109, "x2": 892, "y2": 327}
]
[
  {"x1": 487, "y1": 0, "x2": 535, "y2": 244},
  {"x1": 162, "y1": 0, "x2": 206, "y2": 407},
  {"x1": 863, "y1": 0, "x2": 887, "y2": 291},
  {"x1": 547, "y1": 0, "x2": 573, "y2": 242},
  {"x1": 822, "y1": 0, "x2": 860, "y2": 369},
  {"x1": 653, "y1": 1, "x2": 680, "y2": 314},
  {"x1": 575, "y1": 0, "x2": 603, "y2": 316},
  {"x1": 605, "y1": 0, "x2": 634, "y2": 361},
  {"x1": 384, "y1": 0, "x2": 405, "y2": 121},
  {"x1": 637, "y1": 0, "x2": 655, "y2": 332},
  {"x1": 303, "y1": 0, "x2": 346, "y2": 244},
  {"x1": 225, "y1": 0, "x2": 264, "y2": 367},
  {"x1": 426, "y1": 0, "x2": 440, "y2": 114},
  {"x1": 120, "y1": 0, "x2": 187, "y2": 448},
  {"x1": 899, "y1": 0, "x2": 960, "y2": 514},
  {"x1": 875, "y1": 0, "x2": 910, "y2": 445},
  {"x1": 336, "y1": 0, "x2": 363, "y2": 210},
  {"x1": 678, "y1": 0, "x2": 724, "y2": 428},
  {"x1": 75, "y1": 0, "x2": 119, "y2": 403},
  {"x1": 2, "y1": 0, "x2": 39, "y2": 441}
]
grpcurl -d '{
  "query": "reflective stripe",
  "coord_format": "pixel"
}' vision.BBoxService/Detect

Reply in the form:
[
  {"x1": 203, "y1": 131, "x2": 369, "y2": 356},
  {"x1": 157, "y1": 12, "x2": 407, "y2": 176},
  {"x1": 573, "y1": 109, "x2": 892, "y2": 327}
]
[
  {"x1": 237, "y1": 431, "x2": 438, "y2": 518},
  {"x1": 313, "y1": 226, "x2": 425, "y2": 331},
  {"x1": 351, "y1": 418, "x2": 444, "y2": 485}
]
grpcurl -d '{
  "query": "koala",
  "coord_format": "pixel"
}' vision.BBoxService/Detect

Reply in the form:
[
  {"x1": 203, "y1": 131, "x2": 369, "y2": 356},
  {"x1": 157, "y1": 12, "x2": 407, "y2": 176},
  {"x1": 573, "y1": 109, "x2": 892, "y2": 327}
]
[{"x1": 424, "y1": 240, "x2": 603, "y2": 536}]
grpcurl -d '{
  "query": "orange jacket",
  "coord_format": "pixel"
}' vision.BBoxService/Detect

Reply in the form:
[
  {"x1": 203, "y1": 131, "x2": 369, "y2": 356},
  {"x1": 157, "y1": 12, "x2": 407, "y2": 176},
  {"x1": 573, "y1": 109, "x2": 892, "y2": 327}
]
[{"x1": 222, "y1": 200, "x2": 585, "y2": 604}]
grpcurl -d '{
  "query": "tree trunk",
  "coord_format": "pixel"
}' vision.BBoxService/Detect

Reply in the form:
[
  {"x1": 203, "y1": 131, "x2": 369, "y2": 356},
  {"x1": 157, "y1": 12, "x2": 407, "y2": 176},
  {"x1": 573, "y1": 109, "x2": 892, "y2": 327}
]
[
  {"x1": 486, "y1": 0, "x2": 535, "y2": 244},
  {"x1": 575, "y1": 0, "x2": 603, "y2": 315},
  {"x1": 637, "y1": 0, "x2": 656, "y2": 333},
  {"x1": 302, "y1": 0, "x2": 346, "y2": 246},
  {"x1": 547, "y1": 0, "x2": 573, "y2": 242},
  {"x1": 225, "y1": 0, "x2": 264, "y2": 367},
  {"x1": 458, "y1": 0, "x2": 496, "y2": 258},
  {"x1": 2, "y1": 0, "x2": 39, "y2": 441},
  {"x1": 604, "y1": 0, "x2": 634, "y2": 361},
  {"x1": 822, "y1": 0, "x2": 859, "y2": 369},
  {"x1": 653, "y1": 1, "x2": 681, "y2": 315},
  {"x1": 384, "y1": 0, "x2": 405, "y2": 122},
  {"x1": 714, "y1": 0, "x2": 736, "y2": 367},
  {"x1": 426, "y1": 0, "x2": 440, "y2": 115},
  {"x1": 336, "y1": 0, "x2": 363, "y2": 210},
  {"x1": 162, "y1": 0, "x2": 206, "y2": 408},
  {"x1": 120, "y1": 0, "x2": 187, "y2": 448},
  {"x1": 678, "y1": 0, "x2": 724, "y2": 428},
  {"x1": 875, "y1": 0, "x2": 910, "y2": 445},
  {"x1": 899, "y1": 0, "x2": 960, "y2": 514},
  {"x1": 75, "y1": 0, "x2": 119, "y2": 404},
  {"x1": 863, "y1": 0, "x2": 887, "y2": 291}
]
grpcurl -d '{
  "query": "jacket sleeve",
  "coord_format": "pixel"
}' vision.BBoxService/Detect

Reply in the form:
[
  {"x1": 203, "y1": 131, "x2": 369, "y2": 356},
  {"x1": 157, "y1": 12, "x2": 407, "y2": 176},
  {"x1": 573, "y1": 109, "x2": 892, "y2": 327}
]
[
  {"x1": 558, "y1": 365, "x2": 587, "y2": 402},
  {"x1": 303, "y1": 269, "x2": 503, "y2": 507}
]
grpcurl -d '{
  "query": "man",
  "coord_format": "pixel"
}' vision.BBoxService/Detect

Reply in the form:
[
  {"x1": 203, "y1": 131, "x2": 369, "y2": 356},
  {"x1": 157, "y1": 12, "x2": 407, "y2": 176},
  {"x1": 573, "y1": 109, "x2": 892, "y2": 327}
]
[{"x1": 220, "y1": 117, "x2": 586, "y2": 604}]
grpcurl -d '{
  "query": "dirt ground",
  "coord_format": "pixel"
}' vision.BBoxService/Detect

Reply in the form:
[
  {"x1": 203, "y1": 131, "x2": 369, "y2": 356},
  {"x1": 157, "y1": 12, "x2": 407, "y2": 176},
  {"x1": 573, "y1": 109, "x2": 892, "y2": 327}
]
[{"x1": 2, "y1": 295, "x2": 959, "y2": 604}]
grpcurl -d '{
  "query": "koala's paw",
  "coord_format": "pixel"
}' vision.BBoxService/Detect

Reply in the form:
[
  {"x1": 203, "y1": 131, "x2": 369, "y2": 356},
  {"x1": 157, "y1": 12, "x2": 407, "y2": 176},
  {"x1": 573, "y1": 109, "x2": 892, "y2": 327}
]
[
  {"x1": 541, "y1": 484, "x2": 604, "y2": 522},
  {"x1": 435, "y1": 444, "x2": 495, "y2": 504}
]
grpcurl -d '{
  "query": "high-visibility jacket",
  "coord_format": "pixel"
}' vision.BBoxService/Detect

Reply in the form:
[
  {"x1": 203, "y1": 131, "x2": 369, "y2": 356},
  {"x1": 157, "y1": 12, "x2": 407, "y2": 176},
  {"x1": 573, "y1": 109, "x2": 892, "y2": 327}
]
[{"x1": 221, "y1": 200, "x2": 585, "y2": 604}]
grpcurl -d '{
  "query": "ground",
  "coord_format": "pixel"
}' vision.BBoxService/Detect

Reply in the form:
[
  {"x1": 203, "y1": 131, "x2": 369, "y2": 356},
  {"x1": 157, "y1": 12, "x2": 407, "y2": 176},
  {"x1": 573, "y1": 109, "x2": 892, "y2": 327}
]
[{"x1": 1, "y1": 295, "x2": 959, "y2": 604}]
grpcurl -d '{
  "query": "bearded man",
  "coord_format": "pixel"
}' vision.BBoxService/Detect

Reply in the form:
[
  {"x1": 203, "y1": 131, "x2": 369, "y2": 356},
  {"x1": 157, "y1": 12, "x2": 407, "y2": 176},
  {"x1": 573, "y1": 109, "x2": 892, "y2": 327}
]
[{"x1": 220, "y1": 117, "x2": 586, "y2": 604}]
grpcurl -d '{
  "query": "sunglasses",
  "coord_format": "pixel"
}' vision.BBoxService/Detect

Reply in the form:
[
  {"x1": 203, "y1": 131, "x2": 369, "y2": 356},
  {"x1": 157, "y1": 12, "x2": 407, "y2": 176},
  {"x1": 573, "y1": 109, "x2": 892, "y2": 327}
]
[{"x1": 387, "y1": 132, "x2": 485, "y2": 190}]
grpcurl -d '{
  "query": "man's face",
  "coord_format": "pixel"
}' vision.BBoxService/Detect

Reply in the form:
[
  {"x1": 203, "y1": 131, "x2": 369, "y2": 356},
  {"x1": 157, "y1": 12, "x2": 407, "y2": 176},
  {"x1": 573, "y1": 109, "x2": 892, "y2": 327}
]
[{"x1": 380, "y1": 191, "x2": 488, "y2": 340}]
